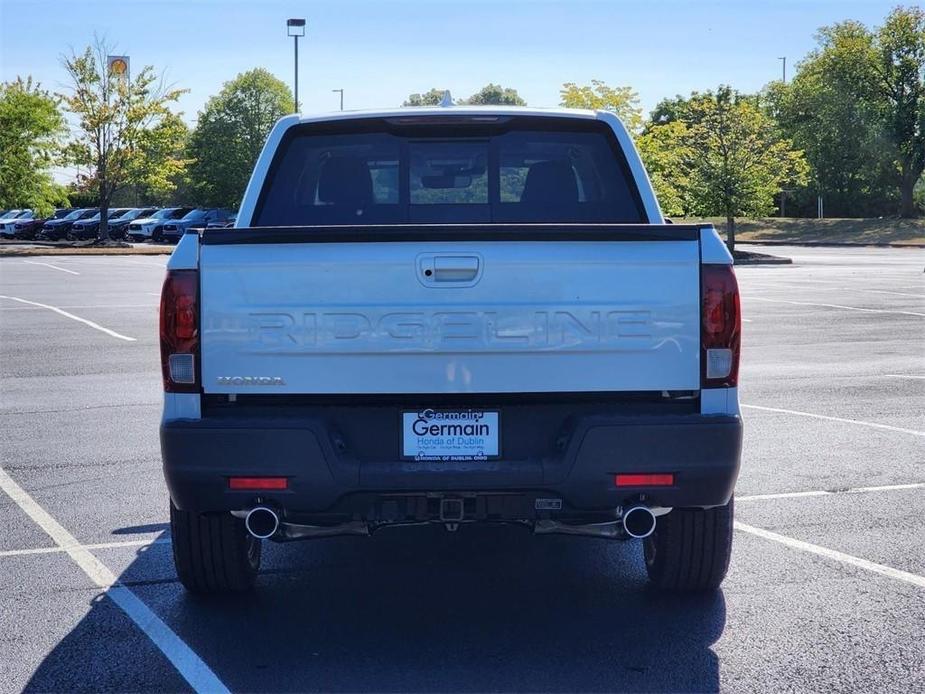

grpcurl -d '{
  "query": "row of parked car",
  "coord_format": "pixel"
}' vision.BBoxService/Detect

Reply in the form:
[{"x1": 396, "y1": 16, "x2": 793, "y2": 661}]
[{"x1": 0, "y1": 207, "x2": 236, "y2": 243}]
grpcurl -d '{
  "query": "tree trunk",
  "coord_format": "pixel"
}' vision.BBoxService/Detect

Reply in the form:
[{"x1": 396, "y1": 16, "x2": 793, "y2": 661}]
[
  {"x1": 899, "y1": 171, "x2": 917, "y2": 218},
  {"x1": 726, "y1": 215, "x2": 735, "y2": 255},
  {"x1": 98, "y1": 162, "x2": 109, "y2": 242}
]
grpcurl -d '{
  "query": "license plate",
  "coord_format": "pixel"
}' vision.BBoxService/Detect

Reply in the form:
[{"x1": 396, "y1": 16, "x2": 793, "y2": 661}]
[{"x1": 401, "y1": 409, "x2": 500, "y2": 461}]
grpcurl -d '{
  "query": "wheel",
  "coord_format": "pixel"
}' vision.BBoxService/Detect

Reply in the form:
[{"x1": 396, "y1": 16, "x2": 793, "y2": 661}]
[
  {"x1": 169, "y1": 501, "x2": 261, "y2": 593},
  {"x1": 644, "y1": 497, "x2": 733, "y2": 592}
]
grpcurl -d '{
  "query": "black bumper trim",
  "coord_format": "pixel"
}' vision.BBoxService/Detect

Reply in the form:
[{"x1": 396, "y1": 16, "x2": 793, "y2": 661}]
[{"x1": 162, "y1": 411, "x2": 742, "y2": 515}]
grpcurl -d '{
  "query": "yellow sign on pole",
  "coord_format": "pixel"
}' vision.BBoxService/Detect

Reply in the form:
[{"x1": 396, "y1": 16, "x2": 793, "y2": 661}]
[{"x1": 107, "y1": 55, "x2": 129, "y2": 81}]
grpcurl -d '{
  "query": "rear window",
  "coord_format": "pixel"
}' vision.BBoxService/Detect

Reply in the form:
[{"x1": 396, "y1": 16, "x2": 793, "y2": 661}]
[{"x1": 253, "y1": 117, "x2": 645, "y2": 226}]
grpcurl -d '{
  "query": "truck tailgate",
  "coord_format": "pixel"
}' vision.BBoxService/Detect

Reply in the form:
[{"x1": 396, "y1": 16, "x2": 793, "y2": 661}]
[{"x1": 199, "y1": 228, "x2": 701, "y2": 395}]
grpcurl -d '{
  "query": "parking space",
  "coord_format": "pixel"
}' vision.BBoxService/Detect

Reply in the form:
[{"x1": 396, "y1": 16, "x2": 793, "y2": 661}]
[{"x1": 0, "y1": 244, "x2": 923, "y2": 691}]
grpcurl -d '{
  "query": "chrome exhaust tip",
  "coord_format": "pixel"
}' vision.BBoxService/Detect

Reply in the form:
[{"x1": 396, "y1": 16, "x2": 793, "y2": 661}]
[
  {"x1": 622, "y1": 505, "x2": 657, "y2": 539},
  {"x1": 244, "y1": 506, "x2": 280, "y2": 539}
]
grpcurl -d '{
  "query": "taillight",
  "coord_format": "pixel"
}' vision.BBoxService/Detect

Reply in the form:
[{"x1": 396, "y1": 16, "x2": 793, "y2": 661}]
[
  {"x1": 159, "y1": 269, "x2": 199, "y2": 393},
  {"x1": 701, "y1": 264, "x2": 741, "y2": 388}
]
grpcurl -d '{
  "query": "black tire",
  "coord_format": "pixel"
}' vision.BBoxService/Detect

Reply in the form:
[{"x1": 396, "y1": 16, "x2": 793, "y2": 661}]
[
  {"x1": 169, "y1": 501, "x2": 261, "y2": 593},
  {"x1": 644, "y1": 497, "x2": 733, "y2": 592}
]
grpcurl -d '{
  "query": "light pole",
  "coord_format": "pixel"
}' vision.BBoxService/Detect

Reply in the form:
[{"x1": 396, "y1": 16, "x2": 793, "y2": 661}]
[
  {"x1": 778, "y1": 56, "x2": 787, "y2": 83},
  {"x1": 287, "y1": 18, "x2": 306, "y2": 112},
  {"x1": 332, "y1": 88, "x2": 344, "y2": 110}
]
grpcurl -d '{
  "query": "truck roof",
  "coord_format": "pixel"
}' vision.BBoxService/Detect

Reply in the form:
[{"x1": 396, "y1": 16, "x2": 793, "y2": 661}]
[{"x1": 288, "y1": 105, "x2": 600, "y2": 126}]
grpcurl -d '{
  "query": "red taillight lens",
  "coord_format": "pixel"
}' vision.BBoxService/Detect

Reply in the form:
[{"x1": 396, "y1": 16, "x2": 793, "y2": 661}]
[
  {"x1": 615, "y1": 473, "x2": 675, "y2": 487},
  {"x1": 159, "y1": 270, "x2": 199, "y2": 393},
  {"x1": 228, "y1": 477, "x2": 288, "y2": 491},
  {"x1": 701, "y1": 264, "x2": 741, "y2": 388}
]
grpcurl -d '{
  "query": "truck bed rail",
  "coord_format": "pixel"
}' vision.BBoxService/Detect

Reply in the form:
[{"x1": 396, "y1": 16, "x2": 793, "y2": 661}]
[{"x1": 200, "y1": 223, "x2": 707, "y2": 245}]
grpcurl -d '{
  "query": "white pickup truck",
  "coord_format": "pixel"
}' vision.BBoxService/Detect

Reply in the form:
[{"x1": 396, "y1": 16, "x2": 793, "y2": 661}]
[{"x1": 159, "y1": 106, "x2": 742, "y2": 594}]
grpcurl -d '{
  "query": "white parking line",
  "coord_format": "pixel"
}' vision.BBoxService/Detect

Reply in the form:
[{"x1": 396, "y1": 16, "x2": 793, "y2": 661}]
[
  {"x1": 738, "y1": 482, "x2": 925, "y2": 502},
  {"x1": 0, "y1": 295, "x2": 136, "y2": 341},
  {"x1": 0, "y1": 538, "x2": 170, "y2": 558},
  {"x1": 0, "y1": 304, "x2": 157, "y2": 311},
  {"x1": 748, "y1": 296, "x2": 925, "y2": 318},
  {"x1": 0, "y1": 467, "x2": 229, "y2": 694},
  {"x1": 742, "y1": 404, "x2": 925, "y2": 437},
  {"x1": 119, "y1": 259, "x2": 167, "y2": 268},
  {"x1": 884, "y1": 374, "x2": 925, "y2": 380},
  {"x1": 21, "y1": 260, "x2": 80, "y2": 275},
  {"x1": 735, "y1": 521, "x2": 925, "y2": 589},
  {"x1": 741, "y1": 279, "x2": 925, "y2": 299}
]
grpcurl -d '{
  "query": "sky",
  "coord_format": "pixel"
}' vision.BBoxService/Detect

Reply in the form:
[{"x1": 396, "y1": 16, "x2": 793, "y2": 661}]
[{"x1": 1, "y1": 0, "x2": 894, "y2": 122}]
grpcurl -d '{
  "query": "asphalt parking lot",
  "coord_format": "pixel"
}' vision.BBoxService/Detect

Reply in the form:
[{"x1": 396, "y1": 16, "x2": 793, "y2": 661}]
[{"x1": 0, "y1": 244, "x2": 922, "y2": 693}]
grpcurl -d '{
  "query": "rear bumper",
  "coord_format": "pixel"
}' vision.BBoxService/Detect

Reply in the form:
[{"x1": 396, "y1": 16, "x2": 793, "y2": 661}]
[{"x1": 162, "y1": 405, "x2": 742, "y2": 516}]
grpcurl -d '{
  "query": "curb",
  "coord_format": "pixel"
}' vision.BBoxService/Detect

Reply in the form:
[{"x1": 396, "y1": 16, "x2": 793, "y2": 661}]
[
  {"x1": 737, "y1": 239, "x2": 923, "y2": 249},
  {"x1": 735, "y1": 256, "x2": 793, "y2": 266},
  {"x1": 0, "y1": 242, "x2": 174, "y2": 257}
]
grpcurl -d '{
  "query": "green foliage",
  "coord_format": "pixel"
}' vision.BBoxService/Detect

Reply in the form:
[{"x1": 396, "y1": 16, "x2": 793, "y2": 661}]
[
  {"x1": 461, "y1": 83, "x2": 526, "y2": 106},
  {"x1": 683, "y1": 92, "x2": 809, "y2": 249},
  {"x1": 640, "y1": 88, "x2": 808, "y2": 249},
  {"x1": 0, "y1": 77, "x2": 68, "y2": 216},
  {"x1": 403, "y1": 85, "x2": 526, "y2": 107},
  {"x1": 560, "y1": 80, "x2": 643, "y2": 131},
  {"x1": 187, "y1": 68, "x2": 292, "y2": 209},
  {"x1": 871, "y1": 6, "x2": 925, "y2": 216},
  {"x1": 403, "y1": 89, "x2": 449, "y2": 106},
  {"x1": 129, "y1": 111, "x2": 191, "y2": 204},
  {"x1": 766, "y1": 64, "x2": 896, "y2": 217},
  {"x1": 64, "y1": 184, "x2": 98, "y2": 208},
  {"x1": 635, "y1": 120, "x2": 691, "y2": 217},
  {"x1": 60, "y1": 38, "x2": 189, "y2": 238},
  {"x1": 777, "y1": 7, "x2": 925, "y2": 217},
  {"x1": 649, "y1": 88, "x2": 761, "y2": 127}
]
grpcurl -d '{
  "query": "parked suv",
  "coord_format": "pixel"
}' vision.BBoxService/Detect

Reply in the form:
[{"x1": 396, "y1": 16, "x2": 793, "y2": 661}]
[
  {"x1": 127, "y1": 207, "x2": 194, "y2": 242},
  {"x1": 160, "y1": 108, "x2": 743, "y2": 595},
  {"x1": 69, "y1": 209, "x2": 130, "y2": 240},
  {"x1": 106, "y1": 207, "x2": 158, "y2": 239},
  {"x1": 39, "y1": 208, "x2": 98, "y2": 240},
  {"x1": 161, "y1": 208, "x2": 235, "y2": 243},
  {"x1": 0, "y1": 210, "x2": 33, "y2": 237}
]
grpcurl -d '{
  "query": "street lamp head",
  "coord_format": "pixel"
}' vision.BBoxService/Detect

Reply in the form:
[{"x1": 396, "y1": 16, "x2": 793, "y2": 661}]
[{"x1": 287, "y1": 18, "x2": 306, "y2": 37}]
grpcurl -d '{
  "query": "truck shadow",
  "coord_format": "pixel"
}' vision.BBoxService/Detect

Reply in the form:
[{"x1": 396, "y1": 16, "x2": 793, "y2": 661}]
[{"x1": 26, "y1": 524, "x2": 725, "y2": 692}]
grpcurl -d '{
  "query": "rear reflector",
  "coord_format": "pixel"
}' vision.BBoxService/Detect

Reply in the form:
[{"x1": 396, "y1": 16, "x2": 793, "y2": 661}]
[
  {"x1": 615, "y1": 473, "x2": 675, "y2": 487},
  {"x1": 168, "y1": 353, "x2": 195, "y2": 383},
  {"x1": 228, "y1": 477, "x2": 289, "y2": 491}
]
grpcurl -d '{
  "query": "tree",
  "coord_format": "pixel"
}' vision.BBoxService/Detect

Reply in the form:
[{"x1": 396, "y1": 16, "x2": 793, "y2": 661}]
[
  {"x1": 128, "y1": 112, "x2": 191, "y2": 205},
  {"x1": 807, "y1": 8, "x2": 925, "y2": 217},
  {"x1": 403, "y1": 89, "x2": 449, "y2": 107},
  {"x1": 635, "y1": 120, "x2": 691, "y2": 217},
  {"x1": 0, "y1": 77, "x2": 67, "y2": 215},
  {"x1": 461, "y1": 83, "x2": 526, "y2": 105},
  {"x1": 871, "y1": 7, "x2": 925, "y2": 216},
  {"x1": 187, "y1": 68, "x2": 292, "y2": 209},
  {"x1": 60, "y1": 39, "x2": 188, "y2": 241},
  {"x1": 560, "y1": 80, "x2": 643, "y2": 132},
  {"x1": 681, "y1": 89, "x2": 809, "y2": 251},
  {"x1": 765, "y1": 57, "x2": 893, "y2": 217}
]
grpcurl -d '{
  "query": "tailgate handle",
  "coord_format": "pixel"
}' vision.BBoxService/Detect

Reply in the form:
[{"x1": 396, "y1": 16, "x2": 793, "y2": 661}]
[{"x1": 433, "y1": 255, "x2": 480, "y2": 282}]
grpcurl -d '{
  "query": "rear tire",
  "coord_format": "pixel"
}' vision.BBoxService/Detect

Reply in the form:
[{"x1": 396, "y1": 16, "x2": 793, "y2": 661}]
[
  {"x1": 169, "y1": 501, "x2": 261, "y2": 593},
  {"x1": 644, "y1": 497, "x2": 733, "y2": 592}
]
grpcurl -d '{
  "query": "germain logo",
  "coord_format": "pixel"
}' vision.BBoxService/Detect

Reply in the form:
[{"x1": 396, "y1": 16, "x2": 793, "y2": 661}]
[{"x1": 216, "y1": 376, "x2": 285, "y2": 386}]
